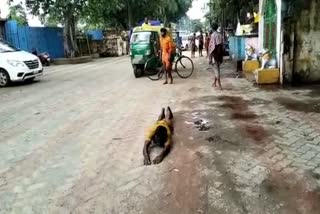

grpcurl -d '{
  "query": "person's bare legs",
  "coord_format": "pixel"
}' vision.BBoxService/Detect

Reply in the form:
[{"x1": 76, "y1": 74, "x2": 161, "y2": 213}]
[
  {"x1": 163, "y1": 71, "x2": 168, "y2": 84},
  {"x1": 217, "y1": 63, "x2": 222, "y2": 90},
  {"x1": 166, "y1": 106, "x2": 173, "y2": 120},
  {"x1": 165, "y1": 106, "x2": 174, "y2": 133},
  {"x1": 212, "y1": 77, "x2": 217, "y2": 87},
  {"x1": 168, "y1": 70, "x2": 173, "y2": 84},
  {"x1": 163, "y1": 62, "x2": 168, "y2": 84},
  {"x1": 168, "y1": 61, "x2": 173, "y2": 84},
  {"x1": 158, "y1": 108, "x2": 165, "y2": 121}
]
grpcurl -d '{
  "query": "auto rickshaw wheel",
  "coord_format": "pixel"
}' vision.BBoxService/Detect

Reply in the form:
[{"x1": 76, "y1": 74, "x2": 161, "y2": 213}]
[{"x1": 134, "y1": 66, "x2": 143, "y2": 78}]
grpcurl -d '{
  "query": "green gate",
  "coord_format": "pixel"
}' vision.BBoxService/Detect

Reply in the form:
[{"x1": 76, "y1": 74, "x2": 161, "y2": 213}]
[{"x1": 264, "y1": 0, "x2": 277, "y2": 55}]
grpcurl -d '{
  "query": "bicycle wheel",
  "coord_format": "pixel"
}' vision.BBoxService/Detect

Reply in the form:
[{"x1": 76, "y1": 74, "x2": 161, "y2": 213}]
[
  {"x1": 145, "y1": 56, "x2": 164, "y2": 81},
  {"x1": 175, "y1": 56, "x2": 194, "y2": 78}
]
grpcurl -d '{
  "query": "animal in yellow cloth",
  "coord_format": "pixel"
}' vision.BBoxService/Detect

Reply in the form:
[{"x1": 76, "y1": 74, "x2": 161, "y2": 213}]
[{"x1": 143, "y1": 107, "x2": 174, "y2": 165}]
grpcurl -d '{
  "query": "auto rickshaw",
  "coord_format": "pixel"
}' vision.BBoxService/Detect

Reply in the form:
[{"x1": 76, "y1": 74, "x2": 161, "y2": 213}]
[{"x1": 130, "y1": 25, "x2": 172, "y2": 78}]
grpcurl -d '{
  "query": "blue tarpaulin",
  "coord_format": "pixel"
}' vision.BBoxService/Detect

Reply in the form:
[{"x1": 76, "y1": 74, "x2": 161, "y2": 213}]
[
  {"x1": 137, "y1": 20, "x2": 161, "y2": 26},
  {"x1": 87, "y1": 30, "x2": 104, "y2": 41}
]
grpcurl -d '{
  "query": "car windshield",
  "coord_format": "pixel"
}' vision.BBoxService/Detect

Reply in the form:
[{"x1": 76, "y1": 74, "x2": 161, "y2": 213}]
[
  {"x1": 0, "y1": 40, "x2": 19, "y2": 53},
  {"x1": 131, "y1": 32, "x2": 152, "y2": 43}
]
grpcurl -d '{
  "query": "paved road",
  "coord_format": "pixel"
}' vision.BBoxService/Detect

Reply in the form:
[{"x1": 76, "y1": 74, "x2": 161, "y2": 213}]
[
  {"x1": 1, "y1": 57, "x2": 320, "y2": 214},
  {"x1": 0, "y1": 57, "x2": 207, "y2": 214}
]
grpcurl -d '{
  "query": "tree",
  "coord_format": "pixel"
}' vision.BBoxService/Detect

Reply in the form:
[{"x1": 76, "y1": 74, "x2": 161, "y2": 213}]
[
  {"x1": 40, "y1": 15, "x2": 60, "y2": 27},
  {"x1": 24, "y1": 0, "x2": 88, "y2": 57},
  {"x1": 162, "y1": 0, "x2": 192, "y2": 25},
  {"x1": 86, "y1": 0, "x2": 193, "y2": 30},
  {"x1": 206, "y1": 0, "x2": 258, "y2": 28},
  {"x1": 8, "y1": 4, "x2": 28, "y2": 26},
  {"x1": 191, "y1": 19, "x2": 203, "y2": 32}
]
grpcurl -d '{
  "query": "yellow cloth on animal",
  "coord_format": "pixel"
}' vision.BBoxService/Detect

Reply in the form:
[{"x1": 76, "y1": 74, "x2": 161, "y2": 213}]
[{"x1": 145, "y1": 120, "x2": 172, "y2": 141}]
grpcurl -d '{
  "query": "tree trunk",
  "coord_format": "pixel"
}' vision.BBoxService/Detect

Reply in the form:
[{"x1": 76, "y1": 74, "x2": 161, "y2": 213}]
[
  {"x1": 63, "y1": 14, "x2": 79, "y2": 58},
  {"x1": 127, "y1": 0, "x2": 133, "y2": 29},
  {"x1": 63, "y1": 17, "x2": 71, "y2": 57},
  {"x1": 62, "y1": 0, "x2": 80, "y2": 58}
]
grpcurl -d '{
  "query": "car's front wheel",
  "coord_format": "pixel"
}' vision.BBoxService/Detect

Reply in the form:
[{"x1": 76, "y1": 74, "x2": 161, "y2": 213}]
[{"x1": 0, "y1": 69, "x2": 10, "y2": 87}]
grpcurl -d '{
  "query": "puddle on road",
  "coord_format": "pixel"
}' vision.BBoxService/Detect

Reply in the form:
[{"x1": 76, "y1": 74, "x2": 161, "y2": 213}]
[{"x1": 274, "y1": 97, "x2": 320, "y2": 113}]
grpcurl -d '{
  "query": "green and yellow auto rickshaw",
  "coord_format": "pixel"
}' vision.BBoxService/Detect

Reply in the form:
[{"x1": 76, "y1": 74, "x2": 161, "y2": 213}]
[{"x1": 130, "y1": 26, "x2": 171, "y2": 78}]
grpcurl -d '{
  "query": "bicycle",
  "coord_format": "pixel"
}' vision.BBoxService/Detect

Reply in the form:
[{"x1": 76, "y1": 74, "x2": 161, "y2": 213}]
[{"x1": 144, "y1": 49, "x2": 194, "y2": 81}]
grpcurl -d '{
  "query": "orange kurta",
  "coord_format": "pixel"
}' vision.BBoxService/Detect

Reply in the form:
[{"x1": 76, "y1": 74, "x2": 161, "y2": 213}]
[{"x1": 160, "y1": 35, "x2": 174, "y2": 69}]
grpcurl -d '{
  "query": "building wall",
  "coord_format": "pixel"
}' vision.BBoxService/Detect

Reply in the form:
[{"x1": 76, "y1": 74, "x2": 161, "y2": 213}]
[{"x1": 292, "y1": 0, "x2": 320, "y2": 83}]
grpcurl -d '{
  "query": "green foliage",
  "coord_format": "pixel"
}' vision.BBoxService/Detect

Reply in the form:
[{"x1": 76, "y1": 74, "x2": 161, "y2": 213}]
[
  {"x1": 86, "y1": 0, "x2": 193, "y2": 29},
  {"x1": 20, "y1": 0, "x2": 193, "y2": 55},
  {"x1": 25, "y1": 0, "x2": 87, "y2": 22},
  {"x1": 206, "y1": 0, "x2": 259, "y2": 27},
  {"x1": 40, "y1": 15, "x2": 60, "y2": 27},
  {"x1": 191, "y1": 19, "x2": 203, "y2": 32},
  {"x1": 8, "y1": 4, "x2": 28, "y2": 26}
]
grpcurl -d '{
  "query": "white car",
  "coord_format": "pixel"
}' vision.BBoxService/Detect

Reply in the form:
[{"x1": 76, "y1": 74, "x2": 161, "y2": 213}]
[
  {"x1": 0, "y1": 40, "x2": 43, "y2": 87},
  {"x1": 181, "y1": 36, "x2": 189, "y2": 50}
]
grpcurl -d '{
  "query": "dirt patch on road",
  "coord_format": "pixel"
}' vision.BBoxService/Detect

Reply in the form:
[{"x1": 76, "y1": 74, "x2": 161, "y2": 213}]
[
  {"x1": 243, "y1": 123, "x2": 268, "y2": 143},
  {"x1": 260, "y1": 171, "x2": 320, "y2": 214},
  {"x1": 218, "y1": 95, "x2": 269, "y2": 144}
]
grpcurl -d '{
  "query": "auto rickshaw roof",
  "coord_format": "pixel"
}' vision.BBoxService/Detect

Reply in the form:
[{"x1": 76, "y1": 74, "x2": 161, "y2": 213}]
[{"x1": 132, "y1": 26, "x2": 171, "y2": 34}]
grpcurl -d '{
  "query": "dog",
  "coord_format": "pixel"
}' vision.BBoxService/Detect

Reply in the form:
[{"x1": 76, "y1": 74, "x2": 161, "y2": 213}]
[{"x1": 143, "y1": 107, "x2": 174, "y2": 165}]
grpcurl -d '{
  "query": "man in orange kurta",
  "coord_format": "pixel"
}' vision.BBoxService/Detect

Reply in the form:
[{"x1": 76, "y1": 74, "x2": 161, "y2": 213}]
[{"x1": 160, "y1": 28, "x2": 175, "y2": 84}]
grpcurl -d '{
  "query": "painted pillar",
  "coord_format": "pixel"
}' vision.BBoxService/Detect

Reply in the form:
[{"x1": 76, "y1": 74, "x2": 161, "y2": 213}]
[
  {"x1": 258, "y1": 0, "x2": 264, "y2": 50},
  {"x1": 276, "y1": 0, "x2": 282, "y2": 66}
]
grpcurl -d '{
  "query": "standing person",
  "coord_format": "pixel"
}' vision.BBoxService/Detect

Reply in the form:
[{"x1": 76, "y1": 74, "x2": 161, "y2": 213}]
[
  {"x1": 176, "y1": 32, "x2": 182, "y2": 55},
  {"x1": 160, "y1": 28, "x2": 174, "y2": 84},
  {"x1": 191, "y1": 33, "x2": 196, "y2": 58},
  {"x1": 209, "y1": 23, "x2": 224, "y2": 90},
  {"x1": 142, "y1": 17, "x2": 151, "y2": 27},
  {"x1": 205, "y1": 31, "x2": 211, "y2": 57},
  {"x1": 198, "y1": 32, "x2": 204, "y2": 57}
]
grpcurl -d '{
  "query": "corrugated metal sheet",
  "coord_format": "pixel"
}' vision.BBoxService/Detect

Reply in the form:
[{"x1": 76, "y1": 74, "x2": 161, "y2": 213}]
[
  {"x1": 4, "y1": 21, "x2": 64, "y2": 59},
  {"x1": 228, "y1": 36, "x2": 245, "y2": 60},
  {"x1": 229, "y1": 36, "x2": 259, "y2": 61}
]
